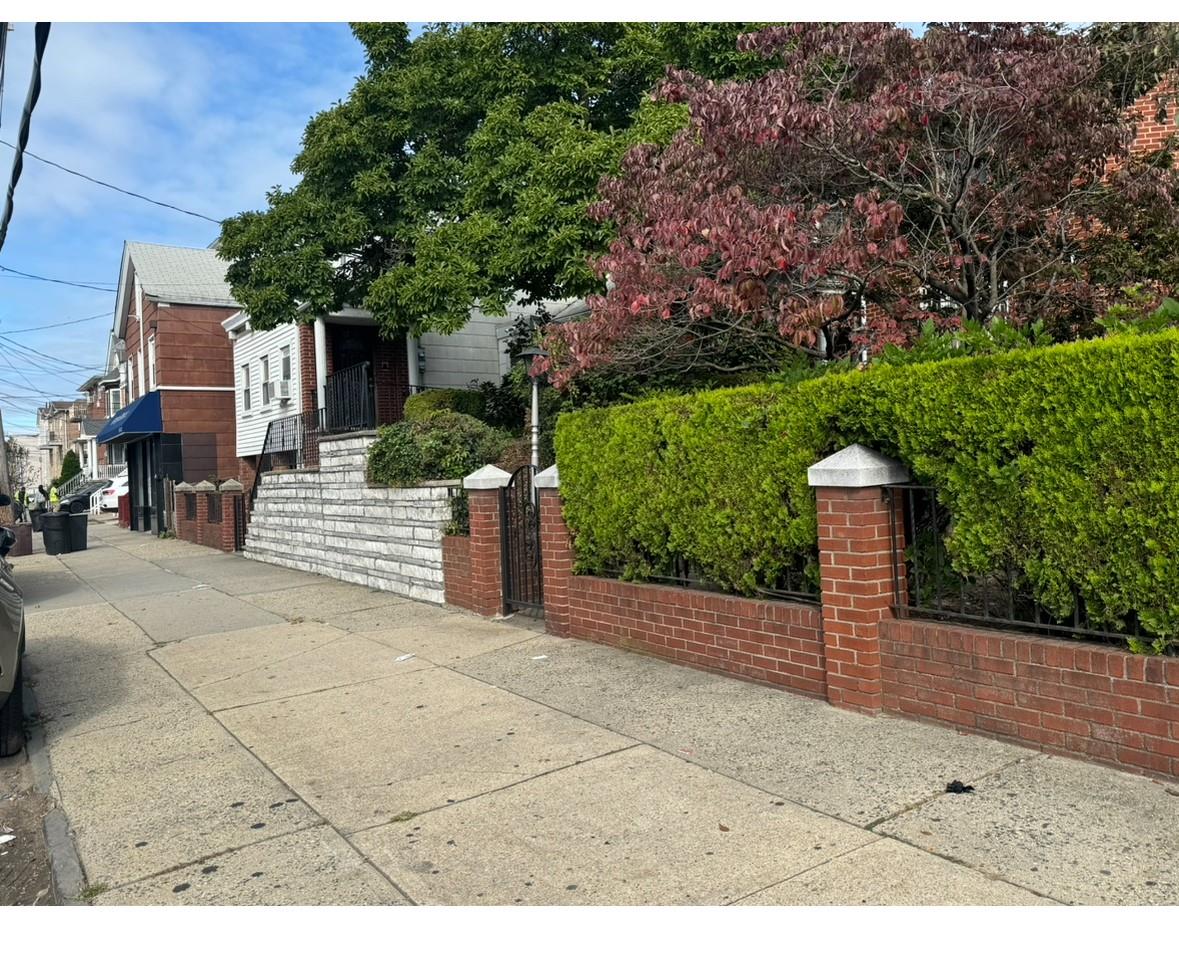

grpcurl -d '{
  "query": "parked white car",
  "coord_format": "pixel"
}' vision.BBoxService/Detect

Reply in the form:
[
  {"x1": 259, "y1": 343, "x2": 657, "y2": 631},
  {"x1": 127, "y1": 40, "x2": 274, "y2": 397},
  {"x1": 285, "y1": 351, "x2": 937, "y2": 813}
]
[{"x1": 99, "y1": 473, "x2": 129, "y2": 511}]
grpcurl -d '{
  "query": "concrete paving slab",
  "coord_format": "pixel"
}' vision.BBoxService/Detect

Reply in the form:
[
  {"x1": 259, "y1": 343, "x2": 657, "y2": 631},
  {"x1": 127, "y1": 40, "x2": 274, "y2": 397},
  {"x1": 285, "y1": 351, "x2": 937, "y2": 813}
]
[
  {"x1": 57, "y1": 544, "x2": 154, "y2": 577},
  {"x1": 327, "y1": 600, "x2": 456, "y2": 633},
  {"x1": 460, "y1": 634, "x2": 1034, "y2": 826},
  {"x1": 25, "y1": 601, "x2": 152, "y2": 650},
  {"x1": 880, "y1": 754, "x2": 1179, "y2": 905},
  {"x1": 85, "y1": 568, "x2": 201, "y2": 601},
  {"x1": 95, "y1": 825, "x2": 404, "y2": 906},
  {"x1": 16, "y1": 566, "x2": 103, "y2": 612},
  {"x1": 352, "y1": 744, "x2": 872, "y2": 905},
  {"x1": 9, "y1": 552, "x2": 65, "y2": 577},
  {"x1": 240, "y1": 582, "x2": 413, "y2": 622},
  {"x1": 48, "y1": 710, "x2": 321, "y2": 888},
  {"x1": 27, "y1": 646, "x2": 186, "y2": 743},
  {"x1": 218, "y1": 669, "x2": 636, "y2": 834},
  {"x1": 163, "y1": 631, "x2": 430, "y2": 712},
  {"x1": 739, "y1": 837, "x2": 1051, "y2": 905},
  {"x1": 152, "y1": 621, "x2": 352, "y2": 690},
  {"x1": 105, "y1": 536, "x2": 221, "y2": 561},
  {"x1": 356, "y1": 612, "x2": 546, "y2": 665},
  {"x1": 157, "y1": 554, "x2": 329, "y2": 596},
  {"x1": 111, "y1": 588, "x2": 285, "y2": 644}
]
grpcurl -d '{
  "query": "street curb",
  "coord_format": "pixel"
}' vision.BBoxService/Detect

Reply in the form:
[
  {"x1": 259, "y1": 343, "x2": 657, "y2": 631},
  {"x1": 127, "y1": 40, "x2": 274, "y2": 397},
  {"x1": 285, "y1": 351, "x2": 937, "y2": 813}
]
[{"x1": 24, "y1": 684, "x2": 86, "y2": 905}]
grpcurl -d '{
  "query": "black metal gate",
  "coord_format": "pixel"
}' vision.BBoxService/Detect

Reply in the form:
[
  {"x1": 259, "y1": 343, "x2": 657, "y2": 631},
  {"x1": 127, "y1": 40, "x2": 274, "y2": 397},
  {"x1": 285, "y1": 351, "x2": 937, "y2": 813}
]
[
  {"x1": 232, "y1": 494, "x2": 247, "y2": 552},
  {"x1": 500, "y1": 464, "x2": 543, "y2": 613}
]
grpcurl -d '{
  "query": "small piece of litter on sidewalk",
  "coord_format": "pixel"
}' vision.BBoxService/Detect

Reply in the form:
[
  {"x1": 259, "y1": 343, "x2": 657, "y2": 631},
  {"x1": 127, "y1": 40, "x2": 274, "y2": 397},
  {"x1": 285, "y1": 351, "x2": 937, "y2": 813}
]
[
  {"x1": 395, "y1": 654, "x2": 415, "y2": 662},
  {"x1": 530, "y1": 655, "x2": 548, "y2": 660},
  {"x1": 0, "y1": 835, "x2": 15, "y2": 845},
  {"x1": 945, "y1": 780, "x2": 975, "y2": 794}
]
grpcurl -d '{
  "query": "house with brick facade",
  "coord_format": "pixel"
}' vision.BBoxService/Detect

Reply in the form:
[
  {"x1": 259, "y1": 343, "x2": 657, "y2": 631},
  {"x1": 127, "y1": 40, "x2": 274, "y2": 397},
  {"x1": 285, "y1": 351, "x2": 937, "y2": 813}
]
[
  {"x1": 68, "y1": 365, "x2": 124, "y2": 484},
  {"x1": 97, "y1": 241, "x2": 241, "y2": 533}
]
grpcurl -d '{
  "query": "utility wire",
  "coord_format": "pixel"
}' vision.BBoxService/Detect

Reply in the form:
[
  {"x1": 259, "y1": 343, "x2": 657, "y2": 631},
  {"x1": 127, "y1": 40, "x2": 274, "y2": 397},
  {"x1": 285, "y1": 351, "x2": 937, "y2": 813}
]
[
  {"x1": 0, "y1": 138, "x2": 222, "y2": 224},
  {"x1": 0, "y1": 310, "x2": 108, "y2": 333},
  {"x1": 0, "y1": 22, "x2": 50, "y2": 254},
  {"x1": 0, "y1": 334, "x2": 103, "y2": 372},
  {"x1": 0, "y1": 263, "x2": 115, "y2": 291}
]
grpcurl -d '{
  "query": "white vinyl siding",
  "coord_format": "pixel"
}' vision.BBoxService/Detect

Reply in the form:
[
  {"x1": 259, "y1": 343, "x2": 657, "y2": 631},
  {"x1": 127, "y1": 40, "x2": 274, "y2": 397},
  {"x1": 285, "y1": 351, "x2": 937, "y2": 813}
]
[
  {"x1": 418, "y1": 307, "x2": 513, "y2": 387},
  {"x1": 231, "y1": 322, "x2": 301, "y2": 458}
]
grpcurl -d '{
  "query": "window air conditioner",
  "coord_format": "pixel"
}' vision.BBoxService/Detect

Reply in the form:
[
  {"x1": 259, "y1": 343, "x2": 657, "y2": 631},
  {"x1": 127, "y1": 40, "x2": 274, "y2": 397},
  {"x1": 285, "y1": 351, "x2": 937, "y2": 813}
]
[{"x1": 277, "y1": 380, "x2": 291, "y2": 402}]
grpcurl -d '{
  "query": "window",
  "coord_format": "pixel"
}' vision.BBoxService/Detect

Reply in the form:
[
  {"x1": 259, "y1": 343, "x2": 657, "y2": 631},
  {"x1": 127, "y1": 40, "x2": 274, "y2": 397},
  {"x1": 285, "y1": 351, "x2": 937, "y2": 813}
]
[
  {"x1": 281, "y1": 345, "x2": 291, "y2": 382},
  {"x1": 109, "y1": 443, "x2": 126, "y2": 467},
  {"x1": 242, "y1": 364, "x2": 252, "y2": 411},
  {"x1": 128, "y1": 362, "x2": 135, "y2": 401},
  {"x1": 261, "y1": 357, "x2": 271, "y2": 405},
  {"x1": 107, "y1": 388, "x2": 122, "y2": 417},
  {"x1": 148, "y1": 335, "x2": 158, "y2": 389}
]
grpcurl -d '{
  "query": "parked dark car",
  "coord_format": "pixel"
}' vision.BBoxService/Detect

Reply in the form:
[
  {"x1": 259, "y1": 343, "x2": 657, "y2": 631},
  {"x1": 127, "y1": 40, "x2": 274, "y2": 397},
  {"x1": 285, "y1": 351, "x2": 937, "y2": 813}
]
[
  {"x1": 0, "y1": 494, "x2": 26, "y2": 756},
  {"x1": 58, "y1": 479, "x2": 107, "y2": 514}
]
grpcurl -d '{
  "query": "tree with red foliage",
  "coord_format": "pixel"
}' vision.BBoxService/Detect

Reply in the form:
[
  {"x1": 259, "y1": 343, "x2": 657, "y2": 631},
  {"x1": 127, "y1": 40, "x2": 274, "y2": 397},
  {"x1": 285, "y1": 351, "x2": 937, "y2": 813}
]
[{"x1": 540, "y1": 22, "x2": 1179, "y2": 386}]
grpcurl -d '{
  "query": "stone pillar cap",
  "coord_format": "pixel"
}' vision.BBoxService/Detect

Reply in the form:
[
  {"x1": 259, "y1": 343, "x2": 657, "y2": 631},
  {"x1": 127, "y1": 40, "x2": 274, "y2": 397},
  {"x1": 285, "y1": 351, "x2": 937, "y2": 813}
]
[
  {"x1": 463, "y1": 464, "x2": 512, "y2": 490},
  {"x1": 533, "y1": 465, "x2": 559, "y2": 489},
  {"x1": 192, "y1": 480, "x2": 217, "y2": 492},
  {"x1": 218, "y1": 479, "x2": 244, "y2": 492},
  {"x1": 174, "y1": 482, "x2": 194, "y2": 492},
  {"x1": 807, "y1": 443, "x2": 910, "y2": 488}
]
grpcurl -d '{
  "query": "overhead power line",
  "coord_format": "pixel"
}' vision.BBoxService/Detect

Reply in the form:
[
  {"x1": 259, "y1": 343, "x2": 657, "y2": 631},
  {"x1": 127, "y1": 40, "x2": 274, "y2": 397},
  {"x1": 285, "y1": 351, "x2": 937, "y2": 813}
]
[
  {"x1": 0, "y1": 310, "x2": 109, "y2": 333},
  {"x1": 0, "y1": 22, "x2": 50, "y2": 254},
  {"x1": 0, "y1": 334, "x2": 103, "y2": 372},
  {"x1": 0, "y1": 137, "x2": 222, "y2": 224},
  {"x1": 0, "y1": 263, "x2": 115, "y2": 291}
]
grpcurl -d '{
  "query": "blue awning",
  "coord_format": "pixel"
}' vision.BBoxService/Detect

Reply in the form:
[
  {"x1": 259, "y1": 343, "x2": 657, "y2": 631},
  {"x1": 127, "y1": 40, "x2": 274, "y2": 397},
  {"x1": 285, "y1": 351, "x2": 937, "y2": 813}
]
[{"x1": 97, "y1": 390, "x2": 162, "y2": 444}]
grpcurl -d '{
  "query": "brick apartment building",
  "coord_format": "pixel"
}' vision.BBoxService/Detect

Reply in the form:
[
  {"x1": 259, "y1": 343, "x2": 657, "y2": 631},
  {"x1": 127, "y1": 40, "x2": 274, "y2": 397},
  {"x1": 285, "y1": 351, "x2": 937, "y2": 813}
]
[{"x1": 97, "y1": 241, "x2": 240, "y2": 533}]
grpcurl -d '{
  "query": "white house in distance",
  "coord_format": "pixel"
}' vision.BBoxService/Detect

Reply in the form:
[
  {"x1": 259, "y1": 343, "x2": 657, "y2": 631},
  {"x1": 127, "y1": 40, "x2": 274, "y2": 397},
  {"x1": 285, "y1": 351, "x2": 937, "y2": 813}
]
[{"x1": 223, "y1": 300, "x2": 565, "y2": 485}]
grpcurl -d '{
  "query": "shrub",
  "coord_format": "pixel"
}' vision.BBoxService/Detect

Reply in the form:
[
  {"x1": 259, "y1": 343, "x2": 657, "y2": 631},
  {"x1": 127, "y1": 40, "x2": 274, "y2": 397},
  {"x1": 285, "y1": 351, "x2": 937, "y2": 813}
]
[
  {"x1": 58, "y1": 450, "x2": 81, "y2": 485},
  {"x1": 367, "y1": 411, "x2": 513, "y2": 488},
  {"x1": 556, "y1": 331, "x2": 1179, "y2": 641},
  {"x1": 403, "y1": 388, "x2": 486, "y2": 423}
]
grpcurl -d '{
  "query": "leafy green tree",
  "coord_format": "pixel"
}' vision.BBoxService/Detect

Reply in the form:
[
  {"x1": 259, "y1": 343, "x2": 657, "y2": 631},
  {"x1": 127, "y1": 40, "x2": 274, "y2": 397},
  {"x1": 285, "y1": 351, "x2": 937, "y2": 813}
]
[
  {"x1": 58, "y1": 450, "x2": 81, "y2": 485},
  {"x1": 218, "y1": 22, "x2": 769, "y2": 339}
]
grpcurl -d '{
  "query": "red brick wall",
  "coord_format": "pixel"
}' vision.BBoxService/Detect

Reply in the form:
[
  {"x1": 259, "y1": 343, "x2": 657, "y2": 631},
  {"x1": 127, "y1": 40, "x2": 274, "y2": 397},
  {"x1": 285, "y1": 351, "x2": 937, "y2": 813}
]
[
  {"x1": 298, "y1": 324, "x2": 317, "y2": 415},
  {"x1": 538, "y1": 488, "x2": 572, "y2": 637},
  {"x1": 442, "y1": 534, "x2": 476, "y2": 611},
  {"x1": 374, "y1": 334, "x2": 409, "y2": 425},
  {"x1": 881, "y1": 618, "x2": 1179, "y2": 779},
  {"x1": 1129, "y1": 72, "x2": 1179, "y2": 156},
  {"x1": 567, "y1": 577, "x2": 825, "y2": 698},
  {"x1": 174, "y1": 488, "x2": 242, "y2": 553}
]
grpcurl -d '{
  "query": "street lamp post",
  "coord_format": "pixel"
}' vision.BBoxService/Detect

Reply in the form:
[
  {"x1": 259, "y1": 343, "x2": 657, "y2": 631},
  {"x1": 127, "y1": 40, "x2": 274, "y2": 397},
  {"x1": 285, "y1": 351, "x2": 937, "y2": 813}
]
[{"x1": 517, "y1": 346, "x2": 549, "y2": 470}]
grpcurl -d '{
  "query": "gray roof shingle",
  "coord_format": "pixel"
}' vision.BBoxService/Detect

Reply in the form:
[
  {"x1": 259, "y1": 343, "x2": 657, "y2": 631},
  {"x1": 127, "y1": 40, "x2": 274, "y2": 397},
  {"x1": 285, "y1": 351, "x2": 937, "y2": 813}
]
[{"x1": 125, "y1": 241, "x2": 238, "y2": 307}]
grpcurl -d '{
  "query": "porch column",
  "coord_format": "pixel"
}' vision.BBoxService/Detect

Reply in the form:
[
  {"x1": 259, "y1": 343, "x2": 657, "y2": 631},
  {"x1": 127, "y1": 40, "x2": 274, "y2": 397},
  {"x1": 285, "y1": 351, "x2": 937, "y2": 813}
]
[
  {"x1": 406, "y1": 334, "x2": 422, "y2": 390},
  {"x1": 314, "y1": 316, "x2": 328, "y2": 411}
]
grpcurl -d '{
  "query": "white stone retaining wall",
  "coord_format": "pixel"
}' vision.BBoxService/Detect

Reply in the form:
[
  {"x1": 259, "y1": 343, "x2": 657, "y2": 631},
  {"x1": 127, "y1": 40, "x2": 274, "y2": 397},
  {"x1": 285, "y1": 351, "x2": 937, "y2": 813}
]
[{"x1": 244, "y1": 432, "x2": 460, "y2": 603}]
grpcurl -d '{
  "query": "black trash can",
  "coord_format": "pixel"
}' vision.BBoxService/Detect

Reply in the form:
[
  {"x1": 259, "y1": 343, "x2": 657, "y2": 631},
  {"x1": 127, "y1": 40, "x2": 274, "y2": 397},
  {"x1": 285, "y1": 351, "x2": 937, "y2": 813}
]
[
  {"x1": 41, "y1": 511, "x2": 71, "y2": 555},
  {"x1": 68, "y1": 512, "x2": 88, "y2": 551},
  {"x1": 29, "y1": 508, "x2": 44, "y2": 533}
]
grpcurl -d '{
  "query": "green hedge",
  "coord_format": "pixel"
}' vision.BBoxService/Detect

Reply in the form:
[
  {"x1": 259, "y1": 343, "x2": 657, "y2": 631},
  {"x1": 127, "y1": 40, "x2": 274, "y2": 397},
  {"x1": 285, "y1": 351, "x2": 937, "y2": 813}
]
[
  {"x1": 403, "y1": 388, "x2": 487, "y2": 423},
  {"x1": 368, "y1": 411, "x2": 512, "y2": 487},
  {"x1": 555, "y1": 331, "x2": 1179, "y2": 641}
]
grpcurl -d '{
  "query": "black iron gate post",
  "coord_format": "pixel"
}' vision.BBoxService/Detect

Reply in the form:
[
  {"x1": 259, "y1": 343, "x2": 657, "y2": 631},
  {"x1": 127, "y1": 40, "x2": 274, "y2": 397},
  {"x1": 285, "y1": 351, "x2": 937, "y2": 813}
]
[{"x1": 500, "y1": 465, "x2": 543, "y2": 613}]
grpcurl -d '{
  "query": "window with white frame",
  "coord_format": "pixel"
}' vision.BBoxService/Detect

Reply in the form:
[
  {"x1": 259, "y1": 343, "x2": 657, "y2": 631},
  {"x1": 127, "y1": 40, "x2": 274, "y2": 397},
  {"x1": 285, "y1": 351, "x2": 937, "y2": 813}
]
[
  {"x1": 148, "y1": 335, "x2": 158, "y2": 389},
  {"x1": 107, "y1": 387, "x2": 122, "y2": 417},
  {"x1": 261, "y1": 356, "x2": 271, "y2": 405},
  {"x1": 242, "y1": 363, "x2": 252, "y2": 411},
  {"x1": 281, "y1": 345, "x2": 291, "y2": 382},
  {"x1": 110, "y1": 443, "x2": 126, "y2": 467},
  {"x1": 128, "y1": 361, "x2": 135, "y2": 401}
]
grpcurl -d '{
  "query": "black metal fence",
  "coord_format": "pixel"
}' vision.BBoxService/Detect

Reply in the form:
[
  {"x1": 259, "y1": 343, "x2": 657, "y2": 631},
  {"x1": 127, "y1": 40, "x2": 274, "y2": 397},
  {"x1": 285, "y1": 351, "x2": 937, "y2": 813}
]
[
  {"x1": 598, "y1": 554, "x2": 819, "y2": 605},
  {"x1": 885, "y1": 484, "x2": 1154, "y2": 646},
  {"x1": 324, "y1": 361, "x2": 375, "y2": 434}
]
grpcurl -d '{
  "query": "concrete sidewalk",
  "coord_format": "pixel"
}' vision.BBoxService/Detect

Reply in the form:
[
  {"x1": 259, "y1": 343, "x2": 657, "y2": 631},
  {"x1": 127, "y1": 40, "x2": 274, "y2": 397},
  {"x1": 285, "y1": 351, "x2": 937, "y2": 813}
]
[{"x1": 15, "y1": 521, "x2": 1179, "y2": 905}]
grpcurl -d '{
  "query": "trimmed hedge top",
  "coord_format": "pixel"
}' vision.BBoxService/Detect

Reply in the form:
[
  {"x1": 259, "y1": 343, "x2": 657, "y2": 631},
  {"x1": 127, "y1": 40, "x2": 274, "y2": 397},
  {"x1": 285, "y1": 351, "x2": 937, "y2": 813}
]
[{"x1": 555, "y1": 331, "x2": 1179, "y2": 640}]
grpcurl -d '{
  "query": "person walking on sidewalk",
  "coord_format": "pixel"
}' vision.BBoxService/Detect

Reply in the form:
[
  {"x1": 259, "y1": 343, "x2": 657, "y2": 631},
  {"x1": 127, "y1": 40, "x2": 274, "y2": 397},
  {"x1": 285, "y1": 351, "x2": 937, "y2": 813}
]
[{"x1": 48, "y1": 483, "x2": 59, "y2": 510}]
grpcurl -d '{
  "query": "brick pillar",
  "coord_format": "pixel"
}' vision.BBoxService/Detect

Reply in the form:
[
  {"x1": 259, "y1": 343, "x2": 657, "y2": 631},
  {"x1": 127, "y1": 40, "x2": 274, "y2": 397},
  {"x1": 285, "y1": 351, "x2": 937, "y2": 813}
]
[
  {"x1": 808, "y1": 444, "x2": 909, "y2": 715},
  {"x1": 534, "y1": 466, "x2": 571, "y2": 637},
  {"x1": 174, "y1": 482, "x2": 193, "y2": 542},
  {"x1": 463, "y1": 465, "x2": 511, "y2": 617},
  {"x1": 193, "y1": 480, "x2": 215, "y2": 549}
]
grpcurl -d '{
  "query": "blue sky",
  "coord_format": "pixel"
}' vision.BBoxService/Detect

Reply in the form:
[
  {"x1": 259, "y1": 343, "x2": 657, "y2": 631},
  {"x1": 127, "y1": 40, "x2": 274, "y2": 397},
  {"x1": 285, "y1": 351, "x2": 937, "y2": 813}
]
[{"x1": 0, "y1": 22, "x2": 373, "y2": 433}]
